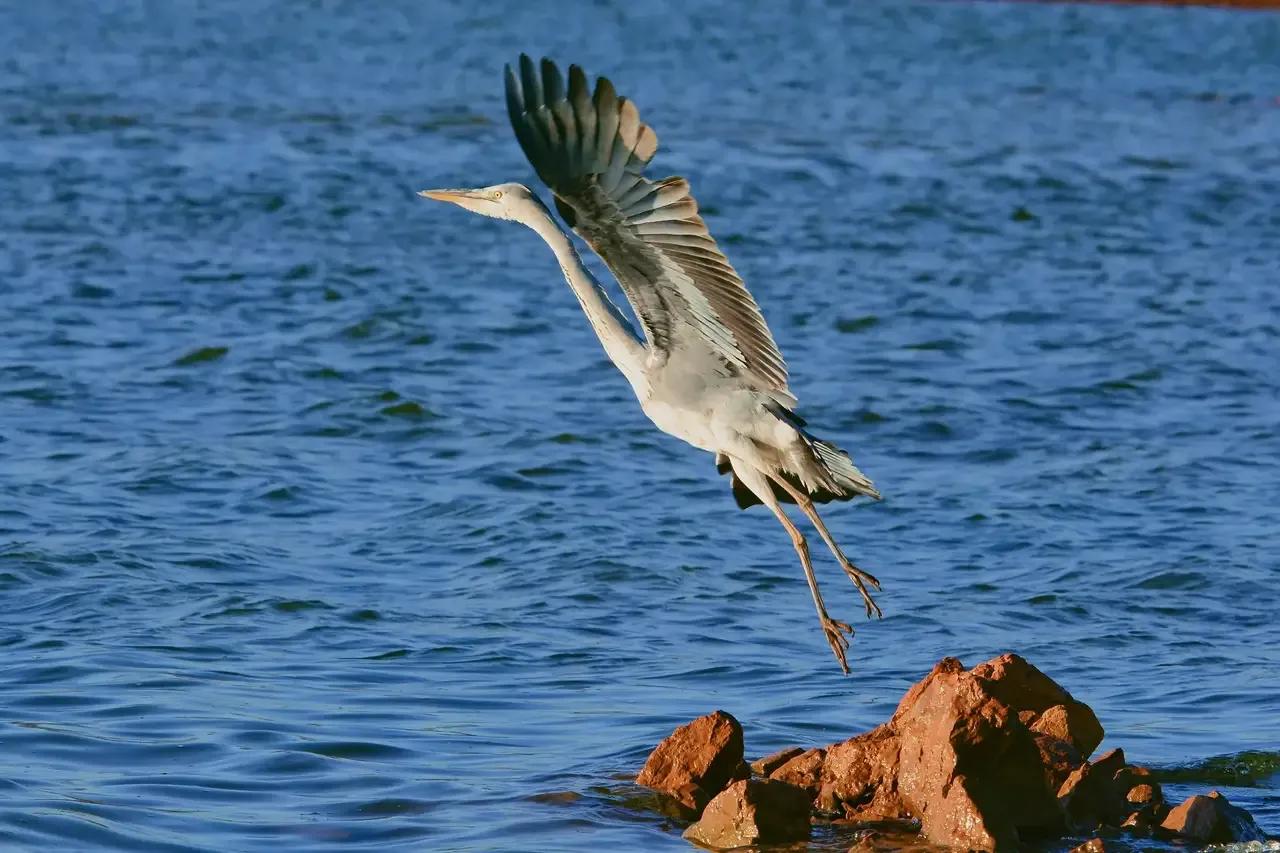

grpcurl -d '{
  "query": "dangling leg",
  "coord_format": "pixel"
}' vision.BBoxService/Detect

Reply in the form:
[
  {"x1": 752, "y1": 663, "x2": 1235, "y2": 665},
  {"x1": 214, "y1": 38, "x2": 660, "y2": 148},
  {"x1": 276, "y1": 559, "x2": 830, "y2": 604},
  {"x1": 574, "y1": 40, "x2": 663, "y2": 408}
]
[
  {"x1": 732, "y1": 461, "x2": 853, "y2": 674},
  {"x1": 768, "y1": 473, "x2": 883, "y2": 620}
]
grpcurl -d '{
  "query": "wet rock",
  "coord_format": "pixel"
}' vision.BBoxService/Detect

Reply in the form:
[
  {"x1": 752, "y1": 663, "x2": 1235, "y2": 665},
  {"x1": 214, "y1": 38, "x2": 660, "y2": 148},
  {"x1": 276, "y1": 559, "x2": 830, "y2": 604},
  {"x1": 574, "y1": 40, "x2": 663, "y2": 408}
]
[
  {"x1": 1057, "y1": 748, "x2": 1127, "y2": 830},
  {"x1": 1030, "y1": 702, "x2": 1105, "y2": 759},
  {"x1": 633, "y1": 655, "x2": 1246, "y2": 852},
  {"x1": 636, "y1": 710, "x2": 745, "y2": 813},
  {"x1": 892, "y1": 657, "x2": 1062, "y2": 850},
  {"x1": 682, "y1": 778, "x2": 811, "y2": 849},
  {"x1": 1113, "y1": 765, "x2": 1163, "y2": 821},
  {"x1": 1125, "y1": 782, "x2": 1158, "y2": 808},
  {"x1": 1090, "y1": 748, "x2": 1127, "y2": 777},
  {"x1": 768, "y1": 747, "x2": 825, "y2": 798},
  {"x1": 1069, "y1": 839, "x2": 1108, "y2": 853},
  {"x1": 844, "y1": 821, "x2": 933, "y2": 853},
  {"x1": 750, "y1": 746, "x2": 802, "y2": 778},
  {"x1": 817, "y1": 724, "x2": 900, "y2": 818},
  {"x1": 1034, "y1": 733, "x2": 1084, "y2": 791},
  {"x1": 1121, "y1": 810, "x2": 1154, "y2": 835},
  {"x1": 1159, "y1": 791, "x2": 1268, "y2": 843}
]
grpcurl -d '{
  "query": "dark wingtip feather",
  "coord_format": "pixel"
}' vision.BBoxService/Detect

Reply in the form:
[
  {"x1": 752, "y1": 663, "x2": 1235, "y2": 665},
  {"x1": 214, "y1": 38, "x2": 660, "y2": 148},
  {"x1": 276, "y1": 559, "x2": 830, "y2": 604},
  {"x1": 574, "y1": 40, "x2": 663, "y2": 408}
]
[
  {"x1": 593, "y1": 74, "x2": 617, "y2": 106},
  {"x1": 519, "y1": 54, "x2": 542, "y2": 109},
  {"x1": 567, "y1": 65, "x2": 589, "y2": 100},
  {"x1": 540, "y1": 57, "x2": 565, "y2": 104},
  {"x1": 504, "y1": 64, "x2": 525, "y2": 125}
]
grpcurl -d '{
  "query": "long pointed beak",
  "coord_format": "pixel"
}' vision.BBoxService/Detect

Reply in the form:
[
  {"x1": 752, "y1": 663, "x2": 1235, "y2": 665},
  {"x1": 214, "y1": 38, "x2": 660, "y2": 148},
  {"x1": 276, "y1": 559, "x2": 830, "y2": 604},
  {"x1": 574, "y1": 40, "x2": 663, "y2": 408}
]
[{"x1": 418, "y1": 189, "x2": 472, "y2": 203}]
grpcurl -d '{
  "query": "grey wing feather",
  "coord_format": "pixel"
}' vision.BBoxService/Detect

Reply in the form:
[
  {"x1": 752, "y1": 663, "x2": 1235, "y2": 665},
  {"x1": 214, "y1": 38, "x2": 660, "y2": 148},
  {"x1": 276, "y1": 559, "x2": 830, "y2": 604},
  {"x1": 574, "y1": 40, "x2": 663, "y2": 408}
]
[{"x1": 505, "y1": 55, "x2": 792, "y2": 400}]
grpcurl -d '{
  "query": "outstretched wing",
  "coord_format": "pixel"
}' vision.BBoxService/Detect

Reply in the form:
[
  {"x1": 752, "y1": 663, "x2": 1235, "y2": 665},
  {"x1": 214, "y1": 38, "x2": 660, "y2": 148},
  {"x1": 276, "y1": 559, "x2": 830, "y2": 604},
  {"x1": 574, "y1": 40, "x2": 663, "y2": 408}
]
[{"x1": 504, "y1": 55, "x2": 792, "y2": 401}]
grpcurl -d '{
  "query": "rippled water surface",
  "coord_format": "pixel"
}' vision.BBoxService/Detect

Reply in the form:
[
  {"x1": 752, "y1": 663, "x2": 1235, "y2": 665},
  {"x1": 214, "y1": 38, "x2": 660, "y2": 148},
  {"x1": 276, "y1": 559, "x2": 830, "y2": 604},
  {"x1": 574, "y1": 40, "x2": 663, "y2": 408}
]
[{"x1": 2, "y1": 1, "x2": 1279, "y2": 850}]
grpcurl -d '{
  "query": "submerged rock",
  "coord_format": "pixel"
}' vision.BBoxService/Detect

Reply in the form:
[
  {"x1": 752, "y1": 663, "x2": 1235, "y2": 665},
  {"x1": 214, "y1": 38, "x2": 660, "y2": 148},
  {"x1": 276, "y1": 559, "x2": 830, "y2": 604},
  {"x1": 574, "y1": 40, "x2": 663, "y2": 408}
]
[
  {"x1": 682, "y1": 778, "x2": 811, "y2": 849},
  {"x1": 1160, "y1": 791, "x2": 1269, "y2": 843},
  {"x1": 636, "y1": 710, "x2": 745, "y2": 813}
]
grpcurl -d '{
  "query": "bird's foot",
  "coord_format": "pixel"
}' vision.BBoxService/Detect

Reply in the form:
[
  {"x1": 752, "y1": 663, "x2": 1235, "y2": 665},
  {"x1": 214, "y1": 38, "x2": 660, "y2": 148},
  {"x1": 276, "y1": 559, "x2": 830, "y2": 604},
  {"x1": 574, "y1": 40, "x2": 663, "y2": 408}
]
[
  {"x1": 839, "y1": 560, "x2": 883, "y2": 620},
  {"x1": 821, "y1": 612, "x2": 854, "y2": 675}
]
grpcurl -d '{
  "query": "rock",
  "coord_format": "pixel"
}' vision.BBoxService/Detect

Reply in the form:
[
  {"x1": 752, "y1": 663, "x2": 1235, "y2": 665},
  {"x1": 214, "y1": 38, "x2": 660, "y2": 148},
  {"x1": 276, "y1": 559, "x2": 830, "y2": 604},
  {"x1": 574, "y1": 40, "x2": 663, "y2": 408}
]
[
  {"x1": 750, "y1": 746, "x2": 803, "y2": 778},
  {"x1": 1068, "y1": 839, "x2": 1108, "y2": 853},
  {"x1": 1034, "y1": 733, "x2": 1084, "y2": 791},
  {"x1": 844, "y1": 822, "x2": 931, "y2": 853},
  {"x1": 892, "y1": 657, "x2": 1062, "y2": 850},
  {"x1": 768, "y1": 747, "x2": 825, "y2": 797},
  {"x1": 636, "y1": 710, "x2": 745, "y2": 813},
  {"x1": 682, "y1": 778, "x2": 811, "y2": 849},
  {"x1": 1126, "y1": 804, "x2": 1157, "y2": 829},
  {"x1": 817, "y1": 724, "x2": 900, "y2": 818},
  {"x1": 1113, "y1": 765, "x2": 1163, "y2": 819},
  {"x1": 1090, "y1": 748, "x2": 1127, "y2": 778},
  {"x1": 1057, "y1": 748, "x2": 1127, "y2": 830},
  {"x1": 1159, "y1": 791, "x2": 1268, "y2": 843},
  {"x1": 1125, "y1": 783, "x2": 1158, "y2": 807},
  {"x1": 1030, "y1": 702, "x2": 1105, "y2": 759},
  {"x1": 970, "y1": 653, "x2": 1073, "y2": 714},
  {"x1": 637, "y1": 656, "x2": 1173, "y2": 852}
]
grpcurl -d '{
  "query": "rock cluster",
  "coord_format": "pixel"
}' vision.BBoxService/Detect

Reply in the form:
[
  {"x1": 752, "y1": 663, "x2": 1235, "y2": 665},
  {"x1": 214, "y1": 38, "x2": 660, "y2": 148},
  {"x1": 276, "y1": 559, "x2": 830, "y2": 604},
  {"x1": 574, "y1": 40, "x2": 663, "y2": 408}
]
[{"x1": 634, "y1": 654, "x2": 1271, "y2": 851}]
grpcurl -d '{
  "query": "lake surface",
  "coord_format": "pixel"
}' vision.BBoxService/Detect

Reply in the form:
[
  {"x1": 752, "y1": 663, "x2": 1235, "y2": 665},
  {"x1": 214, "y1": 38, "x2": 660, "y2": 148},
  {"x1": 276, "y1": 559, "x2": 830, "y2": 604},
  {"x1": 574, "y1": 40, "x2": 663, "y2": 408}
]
[{"x1": 2, "y1": 1, "x2": 1278, "y2": 850}]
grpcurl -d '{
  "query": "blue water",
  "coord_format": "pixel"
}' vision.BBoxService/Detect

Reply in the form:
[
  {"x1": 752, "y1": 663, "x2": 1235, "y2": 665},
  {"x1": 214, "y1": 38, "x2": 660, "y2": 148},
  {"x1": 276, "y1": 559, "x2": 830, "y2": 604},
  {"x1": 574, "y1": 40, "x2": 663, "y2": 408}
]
[{"x1": 2, "y1": 1, "x2": 1279, "y2": 850}]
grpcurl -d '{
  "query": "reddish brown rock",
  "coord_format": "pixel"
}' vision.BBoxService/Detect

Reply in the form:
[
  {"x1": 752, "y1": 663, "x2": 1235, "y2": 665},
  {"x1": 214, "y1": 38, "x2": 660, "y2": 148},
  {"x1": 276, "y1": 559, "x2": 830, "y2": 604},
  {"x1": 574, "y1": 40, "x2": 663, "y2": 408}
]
[
  {"x1": 768, "y1": 747, "x2": 825, "y2": 797},
  {"x1": 1034, "y1": 733, "x2": 1084, "y2": 791},
  {"x1": 1057, "y1": 748, "x2": 1127, "y2": 830},
  {"x1": 749, "y1": 746, "x2": 802, "y2": 778},
  {"x1": 682, "y1": 778, "x2": 811, "y2": 849},
  {"x1": 971, "y1": 653, "x2": 1073, "y2": 714},
  {"x1": 1122, "y1": 810, "x2": 1154, "y2": 835},
  {"x1": 1030, "y1": 702, "x2": 1105, "y2": 759},
  {"x1": 636, "y1": 710, "x2": 744, "y2": 813},
  {"x1": 892, "y1": 657, "x2": 1062, "y2": 850},
  {"x1": 1113, "y1": 765, "x2": 1163, "y2": 817},
  {"x1": 1126, "y1": 778, "x2": 1157, "y2": 799},
  {"x1": 1159, "y1": 791, "x2": 1268, "y2": 843},
  {"x1": 817, "y1": 724, "x2": 900, "y2": 817},
  {"x1": 639, "y1": 656, "x2": 1155, "y2": 852},
  {"x1": 1069, "y1": 839, "x2": 1108, "y2": 853}
]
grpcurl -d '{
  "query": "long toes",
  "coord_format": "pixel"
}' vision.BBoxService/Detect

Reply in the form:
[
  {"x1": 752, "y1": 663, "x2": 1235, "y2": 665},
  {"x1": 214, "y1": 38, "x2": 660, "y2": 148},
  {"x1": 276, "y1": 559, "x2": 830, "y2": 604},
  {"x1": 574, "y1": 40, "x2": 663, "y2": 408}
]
[
  {"x1": 842, "y1": 561, "x2": 881, "y2": 590},
  {"x1": 822, "y1": 616, "x2": 855, "y2": 665}
]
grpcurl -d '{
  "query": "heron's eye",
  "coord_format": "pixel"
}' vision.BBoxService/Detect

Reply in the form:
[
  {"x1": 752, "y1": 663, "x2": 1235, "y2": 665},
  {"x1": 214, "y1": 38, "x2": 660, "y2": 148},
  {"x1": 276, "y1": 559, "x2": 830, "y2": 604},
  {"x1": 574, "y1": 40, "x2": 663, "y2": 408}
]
[{"x1": 491, "y1": 190, "x2": 503, "y2": 200}]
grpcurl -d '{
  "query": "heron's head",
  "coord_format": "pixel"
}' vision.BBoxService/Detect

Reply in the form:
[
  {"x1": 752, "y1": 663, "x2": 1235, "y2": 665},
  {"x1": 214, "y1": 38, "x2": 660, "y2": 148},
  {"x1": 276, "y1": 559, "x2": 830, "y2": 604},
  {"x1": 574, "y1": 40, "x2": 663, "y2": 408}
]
[{"x1": 417, "y1": 182, "x2": 542, "y2": 222}]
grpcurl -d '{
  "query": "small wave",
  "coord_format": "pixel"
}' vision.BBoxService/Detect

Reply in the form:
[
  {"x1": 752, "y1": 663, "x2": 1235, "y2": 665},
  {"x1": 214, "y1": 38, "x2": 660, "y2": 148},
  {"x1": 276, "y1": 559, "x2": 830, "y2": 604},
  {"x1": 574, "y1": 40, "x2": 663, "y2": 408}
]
[{"x1": 1153, "y1": 750, "x2": 1280, "y2": 788}]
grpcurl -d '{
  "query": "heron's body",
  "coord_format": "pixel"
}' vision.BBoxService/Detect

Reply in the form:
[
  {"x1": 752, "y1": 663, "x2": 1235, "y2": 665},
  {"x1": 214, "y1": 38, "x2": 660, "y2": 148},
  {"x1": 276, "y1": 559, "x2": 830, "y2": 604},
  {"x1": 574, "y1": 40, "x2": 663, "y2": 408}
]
[{"x1": 420, "y1": 56, "x2": 885, "y2": 673}]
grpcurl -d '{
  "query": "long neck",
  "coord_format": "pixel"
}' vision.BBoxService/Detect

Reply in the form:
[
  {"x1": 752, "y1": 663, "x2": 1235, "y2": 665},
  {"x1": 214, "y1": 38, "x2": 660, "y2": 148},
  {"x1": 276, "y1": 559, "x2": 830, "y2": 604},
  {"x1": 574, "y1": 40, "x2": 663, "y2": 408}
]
[{"x1": 524, "y1": 207, "x2": 648, "y2": 390}]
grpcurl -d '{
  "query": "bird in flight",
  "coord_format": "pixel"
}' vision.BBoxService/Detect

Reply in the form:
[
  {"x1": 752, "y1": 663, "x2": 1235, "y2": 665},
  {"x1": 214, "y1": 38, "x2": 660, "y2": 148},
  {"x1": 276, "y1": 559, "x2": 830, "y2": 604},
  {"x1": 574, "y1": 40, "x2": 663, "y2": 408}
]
[{"x1": 419, "y1": 55, "x2": 883, "y2": 673}]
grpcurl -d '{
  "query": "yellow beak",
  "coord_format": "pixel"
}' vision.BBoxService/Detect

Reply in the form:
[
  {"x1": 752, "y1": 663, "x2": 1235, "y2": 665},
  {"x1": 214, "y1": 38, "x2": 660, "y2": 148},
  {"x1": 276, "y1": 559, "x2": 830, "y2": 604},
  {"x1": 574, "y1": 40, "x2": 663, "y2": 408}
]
[{"x1": 418, "y1": 189, "x2": 473, "y2": 203}]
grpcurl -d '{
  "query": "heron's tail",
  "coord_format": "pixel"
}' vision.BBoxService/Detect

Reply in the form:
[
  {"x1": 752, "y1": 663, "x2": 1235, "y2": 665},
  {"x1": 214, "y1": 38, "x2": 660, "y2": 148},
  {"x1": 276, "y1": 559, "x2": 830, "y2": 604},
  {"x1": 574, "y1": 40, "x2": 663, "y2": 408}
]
[
  {"x1": 809, "y1": 439, "x2": 881, "y2": 502},
  {"x1": 716, "y1": 436, "x2": 880, "y2": 511}
]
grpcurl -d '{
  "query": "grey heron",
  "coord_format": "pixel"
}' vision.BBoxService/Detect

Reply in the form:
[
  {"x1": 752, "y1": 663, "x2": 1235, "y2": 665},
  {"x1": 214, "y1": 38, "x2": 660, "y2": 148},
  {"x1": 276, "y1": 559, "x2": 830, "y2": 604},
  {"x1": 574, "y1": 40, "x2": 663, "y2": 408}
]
[{"x1": 419, "y1": 56, "x2": 883, "y2": 674}]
